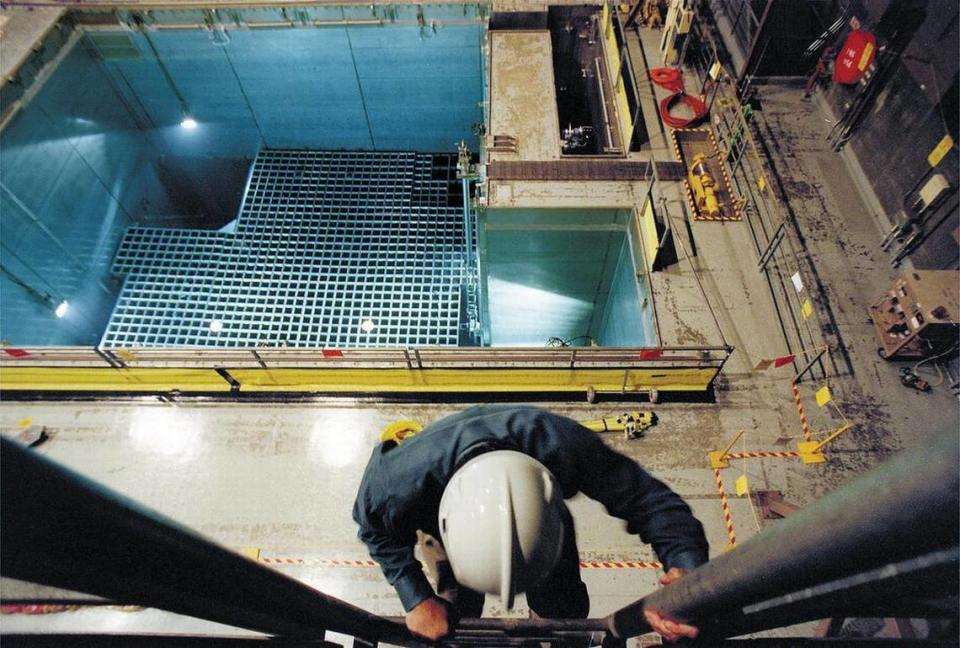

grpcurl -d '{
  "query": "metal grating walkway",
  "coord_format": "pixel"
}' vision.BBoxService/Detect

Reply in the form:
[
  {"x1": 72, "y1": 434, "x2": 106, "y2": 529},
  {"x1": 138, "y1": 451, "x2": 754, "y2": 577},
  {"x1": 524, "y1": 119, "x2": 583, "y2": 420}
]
[
  {"x1": 102, "y1": 150, "x2": 474, "y2": 348},
  {"x1": 486, "y1": 160, "x2": 686, "y2": 181}
]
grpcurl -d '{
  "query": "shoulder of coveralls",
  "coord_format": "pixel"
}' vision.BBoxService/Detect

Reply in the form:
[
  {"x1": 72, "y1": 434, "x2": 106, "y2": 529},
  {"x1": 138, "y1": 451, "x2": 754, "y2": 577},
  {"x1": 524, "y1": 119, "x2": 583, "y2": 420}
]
[{"x1": 352, "y1": 415, "x2": 469, "y2": 530}]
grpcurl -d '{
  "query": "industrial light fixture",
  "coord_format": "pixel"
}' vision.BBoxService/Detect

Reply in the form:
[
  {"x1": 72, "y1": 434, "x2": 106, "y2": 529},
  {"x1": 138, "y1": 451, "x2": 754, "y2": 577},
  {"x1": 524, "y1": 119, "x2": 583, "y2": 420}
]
[
  {"x1": 209, "y1": 319, "x2": 224, "y2": 332},
  {"x1": 141, "y1": 30, "x2": 198, "y2": 132},
  {"x1": 1, "y1": 263, "x2": 71, "y2": 320},
  {"x1": 360, "y1": 319, "x2": 376, "y2": 333}
]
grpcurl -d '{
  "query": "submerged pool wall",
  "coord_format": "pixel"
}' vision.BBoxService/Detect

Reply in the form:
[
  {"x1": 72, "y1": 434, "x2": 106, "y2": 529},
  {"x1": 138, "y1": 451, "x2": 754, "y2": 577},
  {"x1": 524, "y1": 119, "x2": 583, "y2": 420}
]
[
  {"x1": 1, "y1": 38, "x2": 176, "y2": 346},
  {"x1": 480, "y1": 207, "x2": 652, "y2": 347}
]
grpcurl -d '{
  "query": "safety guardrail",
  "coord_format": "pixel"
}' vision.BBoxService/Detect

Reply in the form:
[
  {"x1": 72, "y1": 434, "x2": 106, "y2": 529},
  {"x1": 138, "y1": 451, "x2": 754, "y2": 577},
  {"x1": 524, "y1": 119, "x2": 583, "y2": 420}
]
[
  {"x1": 0, "y1": 345, "x2": 733, "y2": 396},
  {"x1": 0, "y1": 345, "x2": 732, "y2": 370}
]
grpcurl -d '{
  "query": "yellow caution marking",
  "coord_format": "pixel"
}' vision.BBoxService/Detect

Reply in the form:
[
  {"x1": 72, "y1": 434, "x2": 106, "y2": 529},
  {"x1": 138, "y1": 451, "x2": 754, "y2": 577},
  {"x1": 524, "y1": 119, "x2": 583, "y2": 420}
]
[
  {"x1": 797, "y1": 441, "x2": 827, "y2": 464},
  {"x1": 709, "y1": 60, "x2": 723, "y2": 80},
  {"x1": 257, "y1": 554, "x2": 662, "y2": 570},
  {"x1": 601, "y1": 3, "x2": 634, "y2": 148},
  {"x1": 230, "y1": 368, "x2": 719, "y2": 393},
  {"x1": 713, "y1": 468, "x2": 737, "y2": 547},
  {"x1": 798, "y1": 422, "x2": 853, "y2": 464},
  {"x1": 734, "y1": 474, "x2": 749, "y2": 496},
  {"x1": 16, "y1": 418, "x2": 32, "y2": 429},
  {"x1": 579, "y1": 560, "x2": 662, "y2": 569},
  {"x1": 0, "y1": 367, "x2": 720, "y2": 394},
  {"x1": 857, "y1": 42, "x2": 874, "y2": 71},
  {"x1": 260, "y1": 557, "x2": 378, "y2": 568},
  {"x1": 708, "y1": 449, "x2": 731, "y2": 469},
  {"x1": 815, "y1": 384, "x2": 832, "y2": 407},
  {"x1": 710, "y1": 429, "x2": 803, "y2": 468},
  {"x1": 0, "y1": 368, "x2": 230, "y2": 392},
  {"x1": 793, "y1": 383, "x2": 813, "y2": 442},
  {"x1": 726, "y1": 451, "x2": 801, "y2": 460},
  {"x1": 639, "y1": 198, "x2": 660, "y2": 272},
  {"x1": 928, "y1": 134, "x2": 954, "y2": 167}
]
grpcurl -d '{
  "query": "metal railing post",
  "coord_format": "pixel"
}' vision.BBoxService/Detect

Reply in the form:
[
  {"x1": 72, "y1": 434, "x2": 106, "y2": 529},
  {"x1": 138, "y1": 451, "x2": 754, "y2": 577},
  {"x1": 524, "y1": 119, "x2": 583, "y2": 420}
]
[{"x1": 756, "y1": 222, "x2": 786, "y2": 272}]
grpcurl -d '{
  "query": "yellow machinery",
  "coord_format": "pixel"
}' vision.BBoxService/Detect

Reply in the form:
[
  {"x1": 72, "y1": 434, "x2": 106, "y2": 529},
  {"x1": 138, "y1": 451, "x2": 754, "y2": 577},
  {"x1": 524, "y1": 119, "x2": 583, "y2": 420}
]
[
  {"x1": 688, "y1": 153, "x2": 722, "y2": 219},
  {"x1": 582, "y1": 411, "x2": 656, "y2": 439},
  {"x1": 381, "y1": 413, "x2": 656, "y2": 444}
]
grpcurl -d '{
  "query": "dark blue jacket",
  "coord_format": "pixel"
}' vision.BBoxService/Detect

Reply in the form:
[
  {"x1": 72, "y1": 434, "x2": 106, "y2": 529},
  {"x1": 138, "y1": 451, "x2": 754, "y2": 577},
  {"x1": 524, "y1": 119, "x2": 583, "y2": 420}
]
[{"x1": 352, "y1": 405, "x2": 709, "y2": 612}]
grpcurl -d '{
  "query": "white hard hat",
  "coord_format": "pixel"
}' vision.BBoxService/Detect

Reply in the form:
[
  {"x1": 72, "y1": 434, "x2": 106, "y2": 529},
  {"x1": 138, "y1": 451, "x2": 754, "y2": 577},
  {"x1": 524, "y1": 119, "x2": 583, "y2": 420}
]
[{"x1": 437, "y1": 450, "x2": 565, "y2": 608}]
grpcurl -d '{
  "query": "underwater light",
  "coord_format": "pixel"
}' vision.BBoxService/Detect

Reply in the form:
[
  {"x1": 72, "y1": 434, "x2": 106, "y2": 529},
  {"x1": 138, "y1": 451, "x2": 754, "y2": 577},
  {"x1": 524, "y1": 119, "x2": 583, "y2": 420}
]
[
  {"x1": 180, "y1": 117, "x2": 198, "y2": 130},
  {"x1": 360, "y1": 319, "x2": 376, "y2": 333},
  {"x1": 54, "y1": 300, "x2": 69, "y2": 318}
]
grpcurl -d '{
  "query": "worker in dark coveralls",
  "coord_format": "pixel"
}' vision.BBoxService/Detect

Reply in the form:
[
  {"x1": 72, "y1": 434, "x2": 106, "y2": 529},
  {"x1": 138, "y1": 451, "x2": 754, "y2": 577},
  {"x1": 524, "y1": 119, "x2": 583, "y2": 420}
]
[{"x1": 353, "y1": 405, "x2": 708, "y2": 642}]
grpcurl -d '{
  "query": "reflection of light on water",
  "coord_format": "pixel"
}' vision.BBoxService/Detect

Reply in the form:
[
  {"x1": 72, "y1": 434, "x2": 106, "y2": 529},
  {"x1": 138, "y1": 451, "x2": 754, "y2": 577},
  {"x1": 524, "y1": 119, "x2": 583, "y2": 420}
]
[
  {"x1": 308, "y1": 411, "x2": 368, "y2": 468},
  {"x1": 487, "y1": 277, "x2": 593, "y2": 346},
  {"x1": 129, "y1": 407, "x2": 200, "y2": 462}
]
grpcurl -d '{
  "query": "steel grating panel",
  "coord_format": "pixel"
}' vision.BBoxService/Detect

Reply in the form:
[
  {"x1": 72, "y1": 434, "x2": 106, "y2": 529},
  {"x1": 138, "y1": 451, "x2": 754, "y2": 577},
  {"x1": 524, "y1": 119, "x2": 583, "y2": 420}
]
[
  {"x1": 486, "y1": 160, "x2": 687, "y2": 181},
  {"x1": 102, "y1": 150, "x2": 474, "y2": 348}
]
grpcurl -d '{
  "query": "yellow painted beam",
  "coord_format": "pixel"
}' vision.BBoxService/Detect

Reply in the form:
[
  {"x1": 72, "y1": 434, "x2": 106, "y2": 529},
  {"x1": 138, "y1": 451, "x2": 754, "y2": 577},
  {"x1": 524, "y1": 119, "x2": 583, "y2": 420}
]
[
  {"x1": 638, "y1": 198, "x2": 659, "y2": 271},
  {"x1": 0, "y1": 368, "x2": 231, "y2": 392},
  {"x1": 0, "y1": 367, "x2": 719, "y2": 393},
  {"x1": 601, "y1": 3, "x2": 633, "y2": 148},
  {"x1": 230, "y1": 368, "x2": 717, "y2": 392}
]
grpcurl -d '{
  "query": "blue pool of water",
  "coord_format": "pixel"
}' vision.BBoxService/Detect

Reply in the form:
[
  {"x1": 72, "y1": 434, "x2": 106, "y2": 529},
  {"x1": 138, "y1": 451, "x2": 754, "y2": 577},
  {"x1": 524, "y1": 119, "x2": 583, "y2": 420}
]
[{"x1": 0, "y1": 21, "x2": 484, "y2": 346}]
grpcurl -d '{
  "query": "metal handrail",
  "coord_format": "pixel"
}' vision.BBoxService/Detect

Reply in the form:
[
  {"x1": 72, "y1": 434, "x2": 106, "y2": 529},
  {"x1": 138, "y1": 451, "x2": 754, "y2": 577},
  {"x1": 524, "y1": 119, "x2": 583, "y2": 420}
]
[
  {"x1": 0, "y1": 437, "x2": 413, "y2": 645},
  {"x1": 0, "y1": 345, "x2": 734, "y2": 369}
]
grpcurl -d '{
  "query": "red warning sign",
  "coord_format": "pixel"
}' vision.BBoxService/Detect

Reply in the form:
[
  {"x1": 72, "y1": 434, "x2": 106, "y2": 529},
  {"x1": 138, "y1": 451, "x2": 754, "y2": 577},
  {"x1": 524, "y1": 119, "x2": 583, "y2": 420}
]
[{"x1": 833, "y1": 29, "x2": 877, "y2": 84}]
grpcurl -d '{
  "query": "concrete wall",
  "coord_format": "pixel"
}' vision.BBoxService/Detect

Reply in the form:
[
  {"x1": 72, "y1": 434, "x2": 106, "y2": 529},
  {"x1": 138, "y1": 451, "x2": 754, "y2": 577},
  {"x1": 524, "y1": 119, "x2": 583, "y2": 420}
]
[{"x1": 822, "y1": 0, "x2": 959, "y2": 269}]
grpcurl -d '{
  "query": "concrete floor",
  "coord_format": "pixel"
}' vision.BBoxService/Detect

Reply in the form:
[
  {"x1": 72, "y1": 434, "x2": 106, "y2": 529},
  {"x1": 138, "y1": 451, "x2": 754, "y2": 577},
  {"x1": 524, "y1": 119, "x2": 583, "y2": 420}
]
[
  {"x1": 2, "y1": 13, "x2": 958, "y2": 645},
  {"x1": 0, "y1": 399, "x2": 793, "y2": 641}
]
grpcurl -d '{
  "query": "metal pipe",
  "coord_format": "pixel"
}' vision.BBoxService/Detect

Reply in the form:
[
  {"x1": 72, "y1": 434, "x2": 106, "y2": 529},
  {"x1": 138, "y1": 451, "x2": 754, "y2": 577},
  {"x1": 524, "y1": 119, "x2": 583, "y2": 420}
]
[
  {"x1": 722, "y1": 546, "x2": 958, "y2": 636},
  {"x1": 0, "y1": 637, "x2": 339, "y2": 648},
  {"x1": 392, "y1": 617, "x2": 609, "y2": 633},
  {"x1": 461, "y1": 176, "x2": 474, "y2": 275},
  {"x1": 605, "y1": 428, "x2": 959, "y2": 638},
  {"x1": 594, "y1": 57, "x2": 615, "y2": 151},
  {"x1": 0, "y1": 437, "x2": 409, "y2": 644}
]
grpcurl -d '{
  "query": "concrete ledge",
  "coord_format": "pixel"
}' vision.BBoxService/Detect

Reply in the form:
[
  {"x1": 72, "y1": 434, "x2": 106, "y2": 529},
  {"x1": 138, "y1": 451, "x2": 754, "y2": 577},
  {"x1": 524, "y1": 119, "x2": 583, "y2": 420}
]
[{"x1": 0, "y1": 6, "x2": 65, "y2": 82}]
